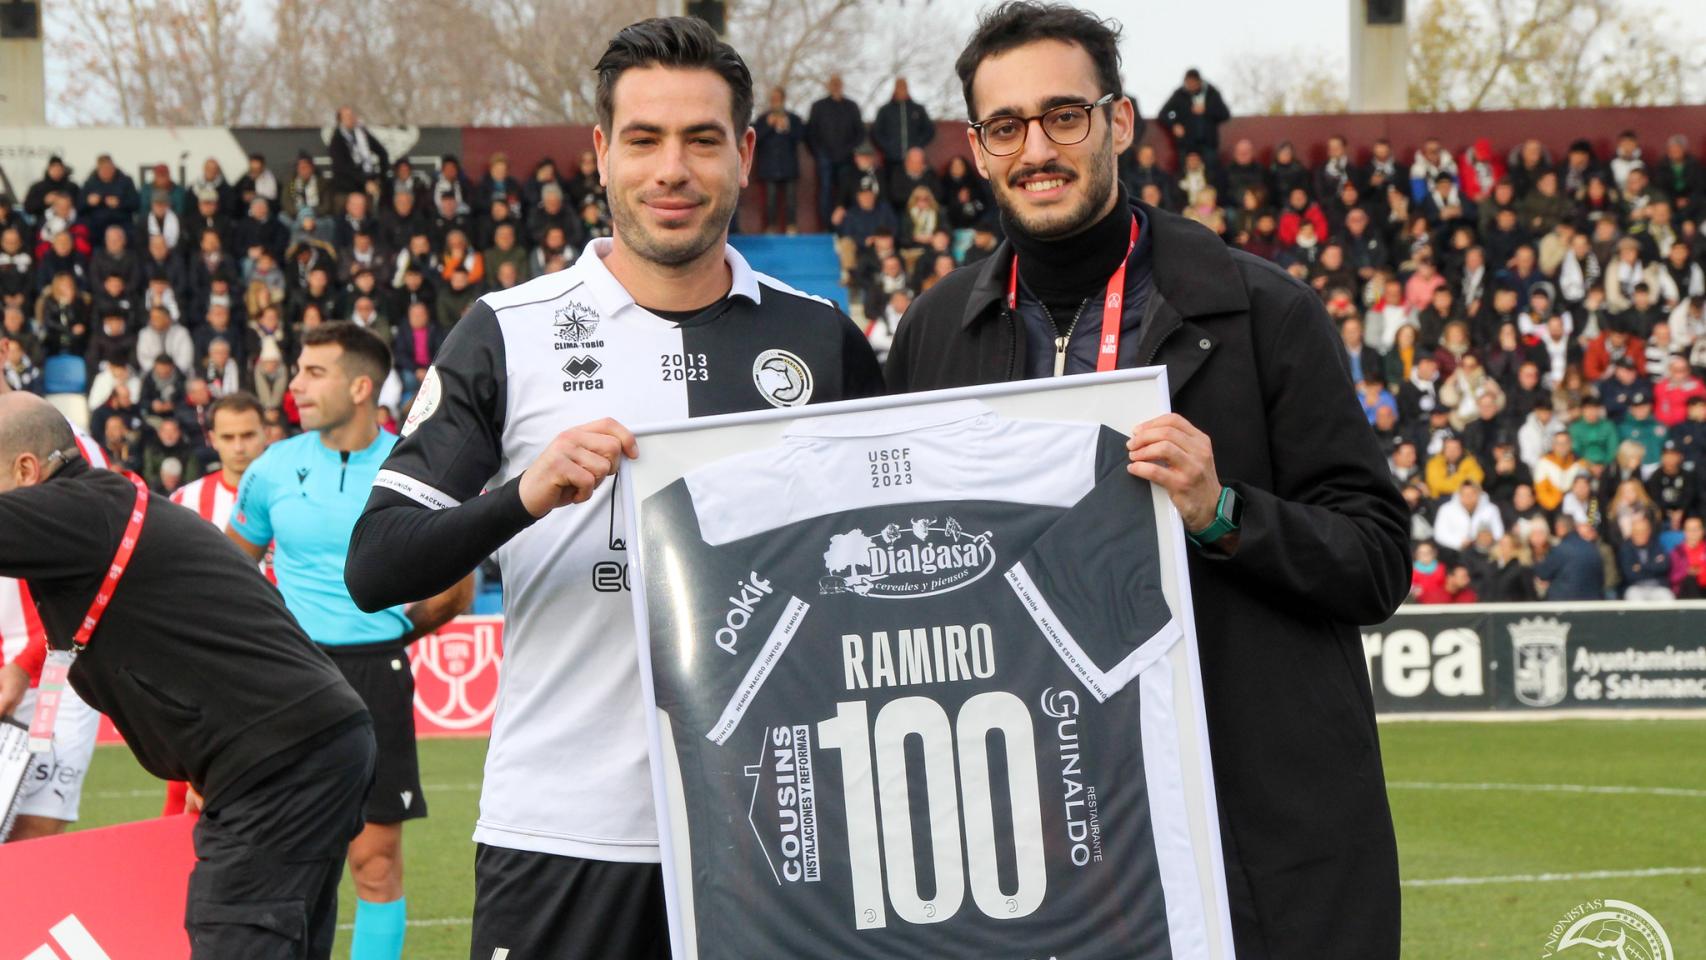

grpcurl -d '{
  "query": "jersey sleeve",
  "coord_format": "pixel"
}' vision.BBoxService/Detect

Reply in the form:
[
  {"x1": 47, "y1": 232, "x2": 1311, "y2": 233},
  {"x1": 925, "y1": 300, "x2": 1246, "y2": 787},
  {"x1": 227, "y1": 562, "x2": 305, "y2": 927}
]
[
  {"x1": 230, "y1": 460, "x2": 273, "y2": 545},
  {"x1": 837, "y1": 313, "x2": 886, "y2": 400},
  {"x1": 640, "y1": 478, "x2": 815, "y2": 745},
  {"x1": 373, "y1": 300, "x2": 507, "y2": 507},
  {"x1": 1003, "y1": 426, "x2": 1180, "y2": 703}
]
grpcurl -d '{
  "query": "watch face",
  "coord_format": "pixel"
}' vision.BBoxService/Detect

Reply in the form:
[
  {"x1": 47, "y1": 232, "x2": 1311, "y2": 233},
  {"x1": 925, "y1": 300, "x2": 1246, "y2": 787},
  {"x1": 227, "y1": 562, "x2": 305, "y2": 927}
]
[{"x1": 1225, "y1": 488, "x2": 1244, "y2": 527}]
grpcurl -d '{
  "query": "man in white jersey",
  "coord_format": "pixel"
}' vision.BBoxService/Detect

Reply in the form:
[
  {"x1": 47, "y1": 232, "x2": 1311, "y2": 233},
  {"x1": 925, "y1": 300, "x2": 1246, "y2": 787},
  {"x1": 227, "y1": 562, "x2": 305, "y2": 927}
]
[
  {"x1": 0, "y1": 374, "x2": 108, "y2": 840},
  {"x1": 346, "y1": 17, "x2": 882, "y2": 958},
  {"x1": 160, "y1": 390, "x2": 270, "y2": 816}
]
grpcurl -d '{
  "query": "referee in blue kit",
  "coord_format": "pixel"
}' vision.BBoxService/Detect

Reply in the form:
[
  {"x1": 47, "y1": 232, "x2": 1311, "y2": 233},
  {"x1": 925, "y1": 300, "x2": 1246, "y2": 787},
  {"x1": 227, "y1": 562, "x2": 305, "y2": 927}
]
[{"x1": 228, "y1": 322, "x2": 472, "y2": 960}]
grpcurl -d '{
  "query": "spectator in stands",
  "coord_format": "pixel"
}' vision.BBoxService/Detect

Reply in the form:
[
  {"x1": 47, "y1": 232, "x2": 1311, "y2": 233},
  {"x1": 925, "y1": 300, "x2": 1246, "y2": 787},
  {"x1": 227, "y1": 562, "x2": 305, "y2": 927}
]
[
  {"x1": 1408, "y1": 138, "x2": 1458, "y2": 201},
  {"x1": 79, "y1": 154, "x2": 140, "y2": 239},
  {"x1": 1159, "y1": 68, "x2": 1230, "y2": 168},
  {"x1": 24, "y1": 157, "x2": 79, "y2": 221},
  {"x1": 393, "y1": 301, "x2": 444, "y2": 406},
  {"x1": 872, "y1": 77, "x2": 934, "y2": 165},
  {"x1": 434, "y1": 266, "x2": 477, "y2": 329},
  {"x1": 564, "y1": 151, "x2": 605, "y2": 214},
  {"x1": 36, "y1": 271, "x2": 90, "y2": 358},
  {"x1": 252, "y1": 338, "x2": 288, "y2": 413},
  {"x1": 0, "y1": 336, "x2": 41, "y2": 394},
  {"x1": 1457, "y1": 138, "x2": 1505, "y2": 204},
  {"x1": 1619, "y1": 393, "x2": 1666, "y2": 465},
  {"x1": 474, "y1": 152, "x2": 525, "y2": 218},
  {"x1": 100, "y1": 413, "x2": 139, "y2": 473},
  {"x1": 235, "y1": 152, "x2": 279, "y2": 213},
  {"x1": 136, "y1": 304, "x2": 195, "y2": 374},
  {"x1": 806, "y1": 74, "x2": 865, "y2": 230},
  {"x1": 527, "y1": 183, "x2": 579, "y2": 252},
  {"x1": 1671, "y1": 515, "x2": 1706, "y2": 598},
  {"x1": 433, "y1": 155, "x2": 472, "y2": 218},
  {"x1": 142, "y1": 415, "x2": 201, "y2": 490},
  {"x1": 1535, "y1": 518, "x2": 1607, "y2": 600},
  {"x1": 1409, "y1": 541, "x2": 1448, "y2": 603},
  {"x1": 1425, "y1": 433, "x2": 1483, "y2": 498},
  {"x1": 1432, "y1": 481, "x2": 1504, "y2": 552},
  {"x1": 480, "y1": 221, "x2": 526, "y2": 284},
  {"x1": 439, "y1": 229, "x2": 483, "y2": 288},
  {"x1": 188, "y1": 157, "x2": 239, "y2": 221},
  {"x1": 755, "y1": 86, "x2": 807, "y2": 233},
  {"x1": 328, "y1": 106, "x2": 390, "y2": 205}
]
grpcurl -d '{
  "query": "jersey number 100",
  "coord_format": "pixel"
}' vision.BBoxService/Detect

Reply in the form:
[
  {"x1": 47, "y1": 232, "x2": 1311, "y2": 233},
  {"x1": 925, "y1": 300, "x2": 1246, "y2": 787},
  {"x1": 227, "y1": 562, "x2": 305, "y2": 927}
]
[{"x1": 816, "y1": 691, "x2": 1047, "y2": 930}]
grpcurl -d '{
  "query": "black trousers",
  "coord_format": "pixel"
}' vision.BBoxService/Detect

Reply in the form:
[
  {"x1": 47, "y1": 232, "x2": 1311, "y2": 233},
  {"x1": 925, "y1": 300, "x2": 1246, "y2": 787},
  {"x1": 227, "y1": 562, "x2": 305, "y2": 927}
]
[
  {"x1": 185, "y1": 721, "x2": 375, "y2": 960},
  {"x1": 469, "y1": 844, "x2": 669, "y2": 960}
]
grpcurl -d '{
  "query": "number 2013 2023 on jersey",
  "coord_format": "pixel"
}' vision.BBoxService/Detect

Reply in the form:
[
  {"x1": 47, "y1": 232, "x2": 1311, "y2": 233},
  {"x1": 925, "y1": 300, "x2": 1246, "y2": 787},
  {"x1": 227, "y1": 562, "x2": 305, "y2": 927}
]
[
  {"x1": 639, "y1": 401, "x2": 1217, "y2": 959},
  {"x1": 371, "y1": 239, "x2": 882, "y2": 861}
]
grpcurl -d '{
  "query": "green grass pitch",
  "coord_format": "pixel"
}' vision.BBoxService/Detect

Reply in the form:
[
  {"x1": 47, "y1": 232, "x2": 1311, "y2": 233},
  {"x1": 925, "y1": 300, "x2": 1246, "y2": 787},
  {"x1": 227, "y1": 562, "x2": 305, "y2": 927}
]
[{"x1": 70, "y1": 719, "x2": 1703, "y2": 959}]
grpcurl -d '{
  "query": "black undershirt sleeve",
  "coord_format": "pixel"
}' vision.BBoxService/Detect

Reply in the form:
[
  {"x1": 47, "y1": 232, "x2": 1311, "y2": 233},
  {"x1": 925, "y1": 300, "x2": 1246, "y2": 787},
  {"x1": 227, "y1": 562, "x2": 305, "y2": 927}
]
[{"x1": 346, "y1": 479, "x2": 538, "y2": 610}]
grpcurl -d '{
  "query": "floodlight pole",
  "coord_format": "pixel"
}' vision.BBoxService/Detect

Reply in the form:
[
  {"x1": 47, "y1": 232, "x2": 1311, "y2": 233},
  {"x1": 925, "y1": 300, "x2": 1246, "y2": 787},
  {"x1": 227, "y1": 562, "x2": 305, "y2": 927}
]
[{"x1": 1348, "y1": 0, "x2": 1409, "y2": 112}]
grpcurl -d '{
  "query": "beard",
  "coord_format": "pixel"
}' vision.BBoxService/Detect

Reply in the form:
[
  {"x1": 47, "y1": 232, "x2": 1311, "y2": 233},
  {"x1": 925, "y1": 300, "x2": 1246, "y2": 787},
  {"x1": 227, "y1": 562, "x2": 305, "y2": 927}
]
[
  {"x1": 608, "y1": 177, "x2": 739, "y2": 268},
  {"x1": 990, "y1": 124, "x2": 1117, "y2": 241}
]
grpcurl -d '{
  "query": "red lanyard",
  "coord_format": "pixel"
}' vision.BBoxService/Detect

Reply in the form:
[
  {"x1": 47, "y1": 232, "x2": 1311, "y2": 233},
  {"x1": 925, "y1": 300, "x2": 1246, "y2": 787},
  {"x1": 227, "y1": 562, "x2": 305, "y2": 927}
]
[
  {"x1": 1007, "y1": 216, "x2": 1139, "y2": 374},
  {"x1": 28, "y1": 471, "x2": 149, "y2": 751},
  {"x1": 74, "y1": 471, "x2": 150, "y2": 650}
]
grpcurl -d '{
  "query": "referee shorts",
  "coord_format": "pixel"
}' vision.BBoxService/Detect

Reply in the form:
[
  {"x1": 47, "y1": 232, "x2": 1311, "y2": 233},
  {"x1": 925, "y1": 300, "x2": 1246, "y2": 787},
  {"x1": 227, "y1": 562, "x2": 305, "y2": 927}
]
[
  {"x1": 469, "y1": 845, "x2": 669, "y2": 960},
  {"x1": 323, "y1": 642, "x2": 426, "y2": 824}
]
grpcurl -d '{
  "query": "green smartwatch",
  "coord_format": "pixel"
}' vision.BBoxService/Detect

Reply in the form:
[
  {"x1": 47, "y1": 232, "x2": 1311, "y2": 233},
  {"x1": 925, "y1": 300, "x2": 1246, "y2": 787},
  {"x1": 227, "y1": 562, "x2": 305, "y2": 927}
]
[{"x1": 1187, "y1": 485, "x2": 1242, "y2": 547}]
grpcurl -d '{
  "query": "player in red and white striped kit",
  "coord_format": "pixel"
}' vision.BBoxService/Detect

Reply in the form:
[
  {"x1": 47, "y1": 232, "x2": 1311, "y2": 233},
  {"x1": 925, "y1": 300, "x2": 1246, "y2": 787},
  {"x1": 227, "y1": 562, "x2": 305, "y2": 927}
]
[
  {"x1": 170, "y1": 393, "x2": 270, "y2": 532},
  {"x1": 0, "y1": 377, "x2": 109, "y2": 841},
  {"x1": 159, "y1": 392, "x2": 272, "y2": 815}
]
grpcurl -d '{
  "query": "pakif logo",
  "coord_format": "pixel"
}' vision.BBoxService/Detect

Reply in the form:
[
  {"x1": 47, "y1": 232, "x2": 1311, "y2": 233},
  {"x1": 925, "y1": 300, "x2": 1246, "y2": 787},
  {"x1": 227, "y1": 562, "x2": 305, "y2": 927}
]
[
  {"x1": 820, "y1": 518, "x2": 994, "y2": 599},
  {"x1": 1510, "y1": 616, "x2": 1569, "y2": 707},
  {"x1": 553, "y1": 301, "x2": 603, "y2": 349}
]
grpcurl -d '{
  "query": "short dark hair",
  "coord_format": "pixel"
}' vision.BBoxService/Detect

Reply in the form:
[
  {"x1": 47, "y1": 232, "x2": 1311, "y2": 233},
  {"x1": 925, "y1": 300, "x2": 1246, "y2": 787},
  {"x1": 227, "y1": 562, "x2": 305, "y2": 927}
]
[
  {"x1": 209, "y1": 391, "x2": 264, "y2": 430},
  {"x1": 301, "y1": 321, "x2": 391, "y2": 389},
  {"x1": 594, "y1": 17, "x2": 753, "y2": 135},
  {"x1": 954, "y1": 1, "x2": 1123, "y2": 120}
]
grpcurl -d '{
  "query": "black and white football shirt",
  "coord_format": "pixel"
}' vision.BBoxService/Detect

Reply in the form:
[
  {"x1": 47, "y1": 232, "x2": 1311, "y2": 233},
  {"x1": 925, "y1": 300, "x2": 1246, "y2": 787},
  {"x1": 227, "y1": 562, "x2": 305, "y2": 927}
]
[
  {"x1": 370, "y1": 239, "x2": 882, "y2": 861},
  {"x1": 638, "y1": 400, "x2": 1214, "y2": 959}
]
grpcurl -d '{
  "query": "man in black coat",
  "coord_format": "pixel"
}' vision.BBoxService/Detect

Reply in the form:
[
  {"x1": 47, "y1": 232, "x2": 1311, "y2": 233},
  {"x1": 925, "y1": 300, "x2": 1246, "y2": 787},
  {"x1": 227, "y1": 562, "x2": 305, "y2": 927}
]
[
  {"x1": 327, "y1": 105, "x2": 390, "y2": 203},
  {"x1": 806, "y1": 73, "x2": 866, "y2": 228},
  {"x1": 871, "y1": 76, "x2": 936, "y2": 164},
  {"x1": 1159, "y1": 68, "x2": 1231, "y2": 168},
  {"x1": 888, "y1": 6, "x2": 1407, "y2": 956},
  {"x1": 0, "y1": 389, "x2": 375, "y2": 958}
]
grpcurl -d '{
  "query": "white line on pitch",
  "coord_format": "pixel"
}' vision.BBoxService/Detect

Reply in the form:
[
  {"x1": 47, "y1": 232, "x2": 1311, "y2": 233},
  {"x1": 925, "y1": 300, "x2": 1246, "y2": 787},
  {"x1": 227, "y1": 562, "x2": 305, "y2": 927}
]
[
  {"x1": 1388, "y1": 781, "x2": 1706, "y2": 799},
  {"x1": 1405, "y1": 866, "x2": 1706, "y2": 888},
  {"x1": 336, "y1": 917, "x2": 472, "y2": 930}
]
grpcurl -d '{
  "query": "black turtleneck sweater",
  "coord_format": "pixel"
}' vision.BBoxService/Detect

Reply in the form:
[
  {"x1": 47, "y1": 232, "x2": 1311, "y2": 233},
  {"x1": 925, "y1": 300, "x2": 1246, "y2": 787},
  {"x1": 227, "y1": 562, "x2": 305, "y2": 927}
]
[{"x1": 1007, "y1": 190, "x2": 1137, "y2": 334}]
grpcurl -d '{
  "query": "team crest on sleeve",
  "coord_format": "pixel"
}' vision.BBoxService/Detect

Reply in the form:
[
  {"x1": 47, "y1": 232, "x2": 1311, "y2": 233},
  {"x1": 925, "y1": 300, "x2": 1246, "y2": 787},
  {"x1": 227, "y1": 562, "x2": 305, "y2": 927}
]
[
  {"x1": 401, "y1": 366, "x2": 443, "y2": 437},
  {"x1": 753, "y1": 349, "x2": 814, "y2": 408}
]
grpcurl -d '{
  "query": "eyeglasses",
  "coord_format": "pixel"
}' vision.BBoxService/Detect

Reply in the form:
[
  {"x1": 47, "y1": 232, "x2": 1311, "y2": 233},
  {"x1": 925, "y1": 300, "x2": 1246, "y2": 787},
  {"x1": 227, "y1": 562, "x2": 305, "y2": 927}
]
[{"x1": 971, "y1": 93, "x2": 1116, "y2": 157}]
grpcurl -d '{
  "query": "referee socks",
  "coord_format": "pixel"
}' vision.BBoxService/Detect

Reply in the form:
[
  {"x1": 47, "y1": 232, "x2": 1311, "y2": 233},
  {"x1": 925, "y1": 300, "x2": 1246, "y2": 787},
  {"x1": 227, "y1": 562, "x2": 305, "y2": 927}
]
[{"x1": 353, "y1": 897, "x2": 406, "y2": 960}]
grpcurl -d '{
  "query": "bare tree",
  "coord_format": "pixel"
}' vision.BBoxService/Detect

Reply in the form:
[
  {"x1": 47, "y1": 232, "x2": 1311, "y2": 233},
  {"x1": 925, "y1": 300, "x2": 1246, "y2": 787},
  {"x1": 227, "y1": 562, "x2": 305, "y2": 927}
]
[
  {"x1": 49, "y1": 0, "x2": 270, "y2": 125},
  {"x1": 1406, "y1": 0, "x2": 1704, "y2": 112},
  {"x1": 1224, "y1": 48, "x2": 1348, "y2": 117},
  {"x1": 595, "y1": 0, "x2": 969, "y2": 123}
]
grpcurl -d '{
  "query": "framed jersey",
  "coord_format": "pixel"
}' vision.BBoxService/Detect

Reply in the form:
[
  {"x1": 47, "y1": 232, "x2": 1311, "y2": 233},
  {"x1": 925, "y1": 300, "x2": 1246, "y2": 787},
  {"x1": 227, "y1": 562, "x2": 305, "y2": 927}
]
[{"x1": 623, "y1": 369, "x2": 1235, "y2": 960}]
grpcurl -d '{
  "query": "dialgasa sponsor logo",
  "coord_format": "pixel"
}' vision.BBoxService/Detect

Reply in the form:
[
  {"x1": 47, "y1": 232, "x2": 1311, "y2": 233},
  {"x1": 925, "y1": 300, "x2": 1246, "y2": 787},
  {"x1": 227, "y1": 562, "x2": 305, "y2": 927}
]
[{"x1": 819, "y1": 517, "x2": 994, "y2": 599}]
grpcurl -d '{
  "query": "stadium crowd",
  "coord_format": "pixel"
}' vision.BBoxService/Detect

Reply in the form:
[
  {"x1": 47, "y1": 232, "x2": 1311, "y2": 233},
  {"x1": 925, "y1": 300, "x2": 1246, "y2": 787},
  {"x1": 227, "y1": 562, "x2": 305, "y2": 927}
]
[{"x1": 2, "y1": 81, "x2": 1705, "y2": 604}]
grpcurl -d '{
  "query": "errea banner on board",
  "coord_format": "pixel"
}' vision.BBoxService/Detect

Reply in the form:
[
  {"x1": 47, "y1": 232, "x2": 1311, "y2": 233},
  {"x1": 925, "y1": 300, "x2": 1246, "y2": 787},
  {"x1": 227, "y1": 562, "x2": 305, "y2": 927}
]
[{"x1": 1362, "y1": 604, "x2": 1706, "y2": 713}]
